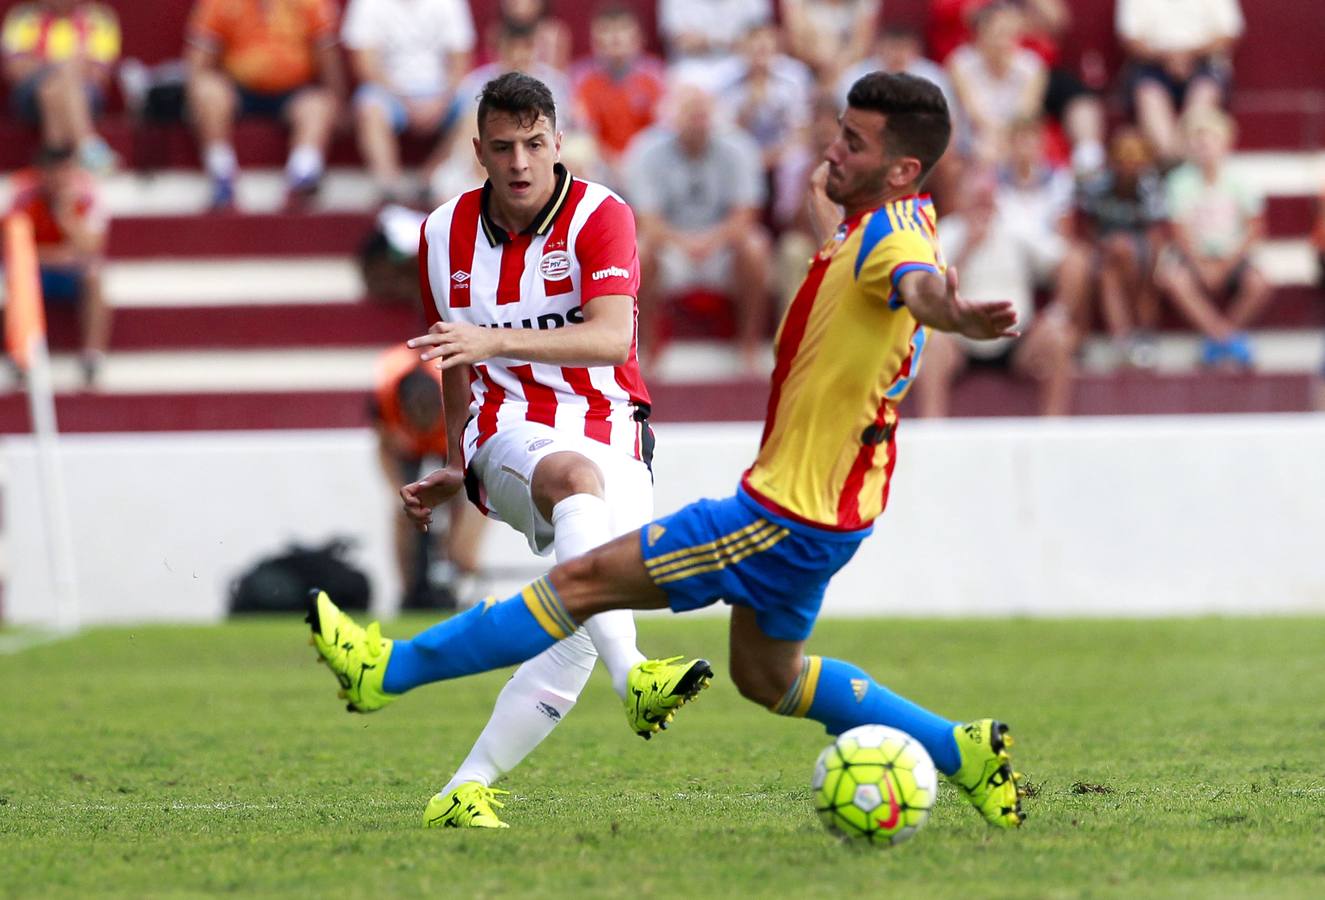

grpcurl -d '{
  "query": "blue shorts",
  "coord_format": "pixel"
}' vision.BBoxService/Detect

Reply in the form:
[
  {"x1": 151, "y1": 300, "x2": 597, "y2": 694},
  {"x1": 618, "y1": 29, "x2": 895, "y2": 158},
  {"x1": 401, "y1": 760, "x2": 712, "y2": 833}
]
[
  {"x1": 12, "y1": 68, "x2": 103, "y2": 124},
  {"x1": 39, "y1": 266, "x2": 85, "y2": 302},
  {"x1": 238, "y1": 87, "x2": 299, "y2": 118},
  {"x1": 639, "y1": 485, "x2": 868, "y2": 642},
  {"x1": 353, "y1": 83, "x2": 462, "y2": 135}
]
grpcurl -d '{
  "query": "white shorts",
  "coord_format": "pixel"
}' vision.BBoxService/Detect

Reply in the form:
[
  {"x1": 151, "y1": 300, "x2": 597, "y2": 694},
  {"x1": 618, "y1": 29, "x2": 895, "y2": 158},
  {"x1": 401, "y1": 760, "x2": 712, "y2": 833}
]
[{"x1": 466, "y1": 421, "x2": 654, "y2": 555}]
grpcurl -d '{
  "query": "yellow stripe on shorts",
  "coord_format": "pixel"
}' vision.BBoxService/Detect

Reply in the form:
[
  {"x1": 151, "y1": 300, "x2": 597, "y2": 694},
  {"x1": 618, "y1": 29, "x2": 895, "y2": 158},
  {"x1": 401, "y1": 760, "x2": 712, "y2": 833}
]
[
  {"x1": 645, "y1": 521, "x2": 782, "y2": 578},
  {"x1": 651, "y1": 527, "x2": 790, "y2": 586},
  {"x1": 644, "y1": 520, "x2": 771, "y2": 569}
]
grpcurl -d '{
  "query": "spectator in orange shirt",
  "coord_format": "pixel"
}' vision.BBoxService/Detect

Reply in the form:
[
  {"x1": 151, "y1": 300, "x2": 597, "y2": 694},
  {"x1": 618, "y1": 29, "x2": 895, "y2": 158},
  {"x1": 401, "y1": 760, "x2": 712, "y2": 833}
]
[
  {"x1": 185, "y1": 0, "x2": 346, "y2": 211},
  {"x1": 1, "y1": 0, "x2": 119, "y2": 172},
  {"x1": 372, "y1": 346, "x2": 487, "y2": 609},
  {"x1": 571, "y1": 4, "x2": 665, "y2": 186},
  {"x1": 8, "y1": 144, "x2": 111, "y2": 386}
]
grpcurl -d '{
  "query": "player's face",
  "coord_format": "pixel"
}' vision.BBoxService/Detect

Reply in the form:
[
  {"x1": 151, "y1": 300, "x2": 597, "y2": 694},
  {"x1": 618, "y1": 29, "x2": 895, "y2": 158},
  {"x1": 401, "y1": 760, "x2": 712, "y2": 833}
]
[
  {"x1": 475, "y1": 111, "x2": 561, "y2": 220},
  {"x1": 822, "y1": 107, "x2": 891, "y2": 208}
]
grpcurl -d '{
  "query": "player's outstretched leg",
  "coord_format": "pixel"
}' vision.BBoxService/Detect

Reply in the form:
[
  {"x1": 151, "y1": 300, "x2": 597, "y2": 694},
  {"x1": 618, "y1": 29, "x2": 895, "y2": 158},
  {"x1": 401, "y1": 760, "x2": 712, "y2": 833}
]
[
  {"x1": 773, "y1": 655, "x2": 1025, "y2": 828},
  {"x1": 306, "y1": 589, "x2": 397, "y2": 713}
]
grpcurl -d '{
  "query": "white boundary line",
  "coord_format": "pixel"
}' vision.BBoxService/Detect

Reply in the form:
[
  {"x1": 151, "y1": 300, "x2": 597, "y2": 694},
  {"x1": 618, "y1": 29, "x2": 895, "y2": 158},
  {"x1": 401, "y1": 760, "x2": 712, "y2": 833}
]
[{"x1": 0, "y1": 629, "x2": 76, "y2": 655}]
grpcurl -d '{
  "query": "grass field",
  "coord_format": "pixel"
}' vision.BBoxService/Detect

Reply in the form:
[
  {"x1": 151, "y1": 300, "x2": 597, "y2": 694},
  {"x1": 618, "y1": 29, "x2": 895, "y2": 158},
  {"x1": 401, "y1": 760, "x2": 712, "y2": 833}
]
[{"x1": 3, "y1": 615, "x2": 1325, "y2": 898}]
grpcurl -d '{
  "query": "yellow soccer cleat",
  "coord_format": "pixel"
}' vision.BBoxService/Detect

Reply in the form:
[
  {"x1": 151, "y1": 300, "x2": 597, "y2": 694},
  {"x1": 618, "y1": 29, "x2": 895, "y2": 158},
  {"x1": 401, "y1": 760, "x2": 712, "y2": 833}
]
[
  {"x1": 423, "y1": 782, "x2": 510, "y2": 829},
  {"x1": 946, "y1": 718, "x2": 1026, "y2": 828},
  {"x1": 305, "y1": 589, "x2": 397, "y2": 713},
  {"x1": 625, "y1": 656, "x2": 714, "y2": 740}
]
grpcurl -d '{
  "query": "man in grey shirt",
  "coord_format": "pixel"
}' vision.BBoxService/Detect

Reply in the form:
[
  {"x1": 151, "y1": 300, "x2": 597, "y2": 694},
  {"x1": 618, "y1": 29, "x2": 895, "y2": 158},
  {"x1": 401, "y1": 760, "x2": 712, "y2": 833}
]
[{"x1": 624, "y1": 84, "x2": 772, "y2": 372}]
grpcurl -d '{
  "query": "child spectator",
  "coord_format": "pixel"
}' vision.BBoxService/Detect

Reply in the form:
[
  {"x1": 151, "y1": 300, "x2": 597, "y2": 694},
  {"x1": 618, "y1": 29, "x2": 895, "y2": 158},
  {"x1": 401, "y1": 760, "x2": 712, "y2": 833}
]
[
  {"x1": 185, "y1": 0, "x2": 346, "y2": 211},
  {"x1": 1116, "y1": 0, "x2": 1244, "y2": 165},
  {"x1": 342, "y1": 0, "x2": 475, "y2": 204},
  {"x1": 2, "y1": 0, "x2": 119, "y2": 172},
  {"x1": 8, "y1": 144, "x2": 111, "y2": 385},
  {"x1": 1155, "y1": 108, "x2": 1270, "y2": 368},
  {"x1": 1074, "y1": 127, "x2": 1168, "y2": 367}
]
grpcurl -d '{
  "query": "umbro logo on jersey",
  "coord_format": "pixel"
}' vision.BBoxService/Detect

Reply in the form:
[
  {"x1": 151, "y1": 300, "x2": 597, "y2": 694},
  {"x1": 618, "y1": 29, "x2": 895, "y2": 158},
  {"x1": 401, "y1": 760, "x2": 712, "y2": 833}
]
[
  {"x1": 592, "y1": 266, "x2": 630, "y2": 281},
  {"x1": 451, "y1": 271, "x2": 471, "y2": 285}
]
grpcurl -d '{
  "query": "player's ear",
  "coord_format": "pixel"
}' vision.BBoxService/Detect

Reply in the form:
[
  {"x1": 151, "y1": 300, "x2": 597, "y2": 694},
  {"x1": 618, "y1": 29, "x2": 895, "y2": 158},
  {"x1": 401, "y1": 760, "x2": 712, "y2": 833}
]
[
  {"x1": 472, "y1": 134, "x2": 482, "y2": 162},
  {"x1": 887, "y1": 156, "x2": 922, "y2": 189},
  {"x1": 554, "y1": 130, "x2": 563, "y2": 162}
]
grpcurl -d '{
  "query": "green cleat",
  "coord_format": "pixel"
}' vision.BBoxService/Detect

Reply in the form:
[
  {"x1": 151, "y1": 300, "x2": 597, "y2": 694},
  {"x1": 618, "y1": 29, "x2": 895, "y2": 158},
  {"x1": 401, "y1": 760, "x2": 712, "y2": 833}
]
[
  {"x1": 947, "y1": 718, "x2": 1026, "y2": 828},
  {"x1": 625, "y1": 656, "x2": 714, "y2": 740},
  {"x1": 423, "y1": 782, "x2": 510, "y2": 829},
  {"x1": 305, "y1": 589, "x2": 397, "y2": 713}
]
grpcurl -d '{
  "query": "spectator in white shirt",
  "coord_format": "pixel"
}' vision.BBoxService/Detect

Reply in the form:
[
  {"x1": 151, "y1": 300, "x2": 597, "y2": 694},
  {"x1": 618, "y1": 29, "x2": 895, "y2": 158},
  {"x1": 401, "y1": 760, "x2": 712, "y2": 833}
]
[
  {"x1": 946, "y1": 0, "x2": 1046, "y2": 164},
  {"x1": 342, "y1": 0, "x2": 475, "y2": 202},
  {"x1": 658, "y1": 0, "x2": 772, "y2": 90},
  {"x1": 780, "y1": 0, "x2": 879, "y2": 82},
  {"x1": 1116, "y1": 0, "x2": 1244, "y2": 164},
  {"x1": 718, "y1": 23, "x2": 812, "y2": 173}
]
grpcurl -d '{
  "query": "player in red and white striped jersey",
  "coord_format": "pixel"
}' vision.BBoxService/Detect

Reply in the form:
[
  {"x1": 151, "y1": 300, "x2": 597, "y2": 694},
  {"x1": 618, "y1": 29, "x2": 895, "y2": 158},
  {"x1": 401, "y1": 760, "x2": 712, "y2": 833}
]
[{"x1": 396, "y1": 72, "x2": 708, "y2": 828}]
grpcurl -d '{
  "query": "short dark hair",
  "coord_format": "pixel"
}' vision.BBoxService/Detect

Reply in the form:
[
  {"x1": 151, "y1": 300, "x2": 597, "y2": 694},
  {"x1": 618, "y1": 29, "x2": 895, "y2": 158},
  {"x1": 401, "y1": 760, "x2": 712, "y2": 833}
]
[
  {"x1": 846, "y1": 71, "x2": 951, "y2": 181},
  {"x1": 476, "y1": 71, "x2": 557, "y2": 133}
]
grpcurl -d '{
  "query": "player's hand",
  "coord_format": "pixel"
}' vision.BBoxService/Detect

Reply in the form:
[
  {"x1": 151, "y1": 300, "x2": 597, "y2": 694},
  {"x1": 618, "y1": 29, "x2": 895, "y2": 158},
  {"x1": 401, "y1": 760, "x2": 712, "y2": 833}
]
[
  {"x1": 946, "y1": 267, "x2": 1020, "y2": 341},
  {"x1": 400, "y1": 466, "x2": 465, "y2": 532},
  {"x1": 408, "y1": 321, "x2": 505, "y2": 370}
]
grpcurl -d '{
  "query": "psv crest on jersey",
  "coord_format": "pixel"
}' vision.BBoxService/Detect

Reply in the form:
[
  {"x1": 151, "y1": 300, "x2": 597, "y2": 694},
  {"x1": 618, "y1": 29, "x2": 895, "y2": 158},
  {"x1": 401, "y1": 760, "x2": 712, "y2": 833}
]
[{"x1": 538, "y1": 249, "x2": 572, "y2": 280}]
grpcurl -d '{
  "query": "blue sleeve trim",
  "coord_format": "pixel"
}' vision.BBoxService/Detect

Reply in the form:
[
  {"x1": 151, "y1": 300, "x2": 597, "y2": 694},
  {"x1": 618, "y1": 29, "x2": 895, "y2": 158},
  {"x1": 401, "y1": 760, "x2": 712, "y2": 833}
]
[
  {"x1": 887, "y1": 262, "x2": 940, "y2": 308},
  {"x1": 853, "y1": 210, "x2": 896, "y2": 278}
]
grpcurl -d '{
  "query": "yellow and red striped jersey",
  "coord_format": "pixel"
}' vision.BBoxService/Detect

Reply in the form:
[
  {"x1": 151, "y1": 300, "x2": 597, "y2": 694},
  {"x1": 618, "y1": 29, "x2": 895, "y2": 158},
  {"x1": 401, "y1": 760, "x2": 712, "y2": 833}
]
[{"x1": 742, "y1": 195, "x2": 943, "y2": 531}]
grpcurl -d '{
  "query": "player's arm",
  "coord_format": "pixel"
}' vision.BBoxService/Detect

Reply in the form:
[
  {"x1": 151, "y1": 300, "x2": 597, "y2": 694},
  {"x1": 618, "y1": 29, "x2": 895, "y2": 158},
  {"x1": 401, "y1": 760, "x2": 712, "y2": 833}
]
[
  {"x1": 409, "y1": 294, "x2": 635, "y2": 369},
  {"x1": 399, "y1": 366, "x2": 470, "y2": 532},
  {"x1": 898, "y1": 266, "x2": 1019, "y2": 341}
]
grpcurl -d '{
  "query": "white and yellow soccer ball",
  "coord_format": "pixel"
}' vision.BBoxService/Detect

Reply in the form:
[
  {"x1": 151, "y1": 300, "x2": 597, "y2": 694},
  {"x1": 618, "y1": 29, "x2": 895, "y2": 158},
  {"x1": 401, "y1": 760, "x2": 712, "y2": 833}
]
[{"x1": 812, "y1": 724, "x2": 939, "y2": 847}]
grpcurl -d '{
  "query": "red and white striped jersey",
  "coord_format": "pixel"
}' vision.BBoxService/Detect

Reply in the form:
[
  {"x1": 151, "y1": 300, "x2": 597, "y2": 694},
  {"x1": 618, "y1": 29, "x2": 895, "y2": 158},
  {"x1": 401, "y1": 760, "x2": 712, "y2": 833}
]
[{"x1": 418, "y1": 165, "x2": 652, "y2": 465}]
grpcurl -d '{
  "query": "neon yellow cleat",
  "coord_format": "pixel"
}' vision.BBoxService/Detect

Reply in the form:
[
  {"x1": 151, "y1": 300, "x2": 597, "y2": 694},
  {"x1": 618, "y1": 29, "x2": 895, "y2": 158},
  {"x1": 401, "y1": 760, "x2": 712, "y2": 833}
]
[
  {"x1": 423, "y1": 782, "x2": 510, "y2": 829},
  {"x1": 625, "y1": 656, "x2": 714, "y2": 740},
  {"x1": 305, "y1": 589, "x2": 397, "y2": 713},
  {"x1": 947, "y1": 718, "x2": 1026, "y2": 828}
]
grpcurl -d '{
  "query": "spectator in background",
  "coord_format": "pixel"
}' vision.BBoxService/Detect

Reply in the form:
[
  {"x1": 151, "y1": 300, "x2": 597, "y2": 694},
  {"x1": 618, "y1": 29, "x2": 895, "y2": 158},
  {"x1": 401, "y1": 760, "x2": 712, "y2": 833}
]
[
  {"x1": 8, "y1": 144, "x2": 110, "y2": 386},
  {"x1": 372, "y1": 345, "x2": 486, "y2": 609},
  {"x1": 916, "y1": 159, "x2": 1079, "y2": 417},
  {"x1": 571, "y1": 4, "x2": 666, "y2": 187},
  {"x1": 342, "y1": 0, "x2": 475, "y2": 204},
  {"x1": 1018, "y1": 0, "x2": 1104, "y2": 174},
  {"x1": 780, "y1": 0, "x2": 878, "y2": 83},
  {"x1": 485, "y1": 0, "x2": 572, "y2": 73},
  {"x1": 456, "y1": 20, "x2": 571, "y2": 122},
  {"x1": 946, "y1": 0, "x2": 1046, "y2": 164},
  {"x1": 717, "y1": 23, "x2": 812, "y2": 176},
  {"x1": 625, "y1": 85, "x2": 772, "y2": 371},
  {"x1": 1116, "y1": 0, "x2": 1244, "y2": 165},
  {"x1": 1155, "y1": 108, "x2": 1270, "y2": 369},
  {"x1": 1074, "y1": 127, "x2": 1168, "y2": 368},
  {"x1": 185, "y1": 0, "x2": 345, "y2": 211},
  {"x1": 658, "y1": 0, "x2": 772, "y2": 90},
  {"x1": 1, "y1": 0, "x2": 119, "y2": 173}
]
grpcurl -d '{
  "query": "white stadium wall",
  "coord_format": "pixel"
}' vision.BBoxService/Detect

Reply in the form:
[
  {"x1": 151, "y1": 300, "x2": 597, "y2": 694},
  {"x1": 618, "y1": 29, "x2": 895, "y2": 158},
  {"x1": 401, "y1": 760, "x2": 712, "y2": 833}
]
[{"x1": 4, "y1": 414, "x2": 1325, "y2": 626}]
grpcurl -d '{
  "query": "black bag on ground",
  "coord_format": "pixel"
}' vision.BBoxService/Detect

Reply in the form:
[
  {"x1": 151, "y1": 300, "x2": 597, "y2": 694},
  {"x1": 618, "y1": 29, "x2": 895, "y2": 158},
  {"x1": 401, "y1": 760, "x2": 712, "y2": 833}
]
[{"x1": 228, "y1": 539, "x2": 371, "y2": 615}]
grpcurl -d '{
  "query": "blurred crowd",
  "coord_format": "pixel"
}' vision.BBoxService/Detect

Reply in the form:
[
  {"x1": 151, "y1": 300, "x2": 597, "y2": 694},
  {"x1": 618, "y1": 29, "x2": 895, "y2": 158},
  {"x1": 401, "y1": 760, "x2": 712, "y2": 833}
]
[{"x1": 5, "y1": 0, "x2": 1317, "y2": 409}]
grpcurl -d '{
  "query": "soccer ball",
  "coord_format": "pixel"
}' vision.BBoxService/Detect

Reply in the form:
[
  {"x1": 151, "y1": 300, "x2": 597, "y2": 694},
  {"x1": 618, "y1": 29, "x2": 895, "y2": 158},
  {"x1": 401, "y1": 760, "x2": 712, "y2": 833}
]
[{"x1": 812, "y1": 724, "x2": 938, "y2": 846}]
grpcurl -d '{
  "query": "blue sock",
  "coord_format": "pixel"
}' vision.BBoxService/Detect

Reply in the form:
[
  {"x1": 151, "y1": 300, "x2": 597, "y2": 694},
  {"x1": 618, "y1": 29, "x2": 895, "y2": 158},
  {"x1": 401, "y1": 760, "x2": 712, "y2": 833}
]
[
  {"x1": 382, "y1": 576, "x2": 577, "y2": 694},
  {"x1": 774, "y1": 656, "x2": 961, "y2": 776}
]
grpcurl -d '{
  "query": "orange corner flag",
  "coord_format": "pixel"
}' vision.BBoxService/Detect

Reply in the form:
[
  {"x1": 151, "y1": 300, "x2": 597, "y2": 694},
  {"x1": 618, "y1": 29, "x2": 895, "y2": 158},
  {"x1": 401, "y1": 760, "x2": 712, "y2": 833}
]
[{"x1": 5, "y1": 211, "x2": 46, "y2": 372}]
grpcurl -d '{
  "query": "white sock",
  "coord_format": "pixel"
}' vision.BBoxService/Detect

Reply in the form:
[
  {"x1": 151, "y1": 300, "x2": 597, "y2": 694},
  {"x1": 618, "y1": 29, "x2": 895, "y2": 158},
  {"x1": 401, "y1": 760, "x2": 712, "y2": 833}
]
[
  {"x1": 443, "y1": 629, "x2": 596, "y2": 793},
  {"x1": 551, "y1": 493, "x2": 645, "y2": 698},
  {"x1": 204, "y1": 142, "x2": 237, "y2": 180},
  {"x1": 286, "y1": 144, "x2": 324, "y2": 182}
]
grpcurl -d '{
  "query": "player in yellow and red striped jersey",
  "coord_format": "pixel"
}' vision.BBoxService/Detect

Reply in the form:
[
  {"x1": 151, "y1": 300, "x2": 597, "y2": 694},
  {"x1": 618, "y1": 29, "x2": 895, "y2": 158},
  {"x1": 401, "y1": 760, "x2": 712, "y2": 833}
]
[{"x1": 308, "y1": 72, "x2": 1028, "y2": 830}]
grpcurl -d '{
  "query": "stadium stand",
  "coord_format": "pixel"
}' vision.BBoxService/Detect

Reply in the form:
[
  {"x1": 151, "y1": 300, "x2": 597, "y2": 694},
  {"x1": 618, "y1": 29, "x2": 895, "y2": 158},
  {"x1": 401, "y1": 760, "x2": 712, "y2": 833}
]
[{"x1": 0, "y1": 0, "x2": 1321, "y2": 436}]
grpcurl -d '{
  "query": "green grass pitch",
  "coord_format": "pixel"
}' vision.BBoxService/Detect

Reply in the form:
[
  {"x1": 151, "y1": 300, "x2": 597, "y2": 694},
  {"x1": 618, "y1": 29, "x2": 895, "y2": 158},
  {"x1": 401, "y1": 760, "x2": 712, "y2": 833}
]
[{"x1": 3, "y1": 615, "x2": 1324, "y2": 898}]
